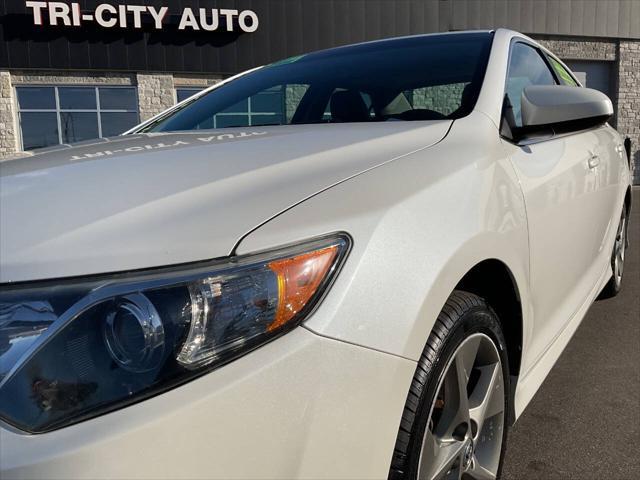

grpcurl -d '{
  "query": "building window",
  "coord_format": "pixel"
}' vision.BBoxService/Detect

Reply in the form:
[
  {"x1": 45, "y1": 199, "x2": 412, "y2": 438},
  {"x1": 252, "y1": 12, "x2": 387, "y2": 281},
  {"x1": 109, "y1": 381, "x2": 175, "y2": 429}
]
[
  {"x1": 176, "y1": 88, "x2": 203, "y2": 103},
  {"x1": 16, "y1": 86, "x2": 139, "y2": 150},
  {"x1": 215, "y1": 86, "x2": 285, "y2": 127},
  {"x1": 175, "y1": 86, "x2": 292, "y2": 128}
]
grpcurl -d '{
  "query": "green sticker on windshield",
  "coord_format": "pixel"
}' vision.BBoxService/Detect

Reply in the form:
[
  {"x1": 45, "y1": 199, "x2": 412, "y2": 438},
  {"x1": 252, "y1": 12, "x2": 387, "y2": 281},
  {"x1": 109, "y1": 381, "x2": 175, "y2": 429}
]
[{"x1": 550, "y1": 57, "x2": 578, "y2": 86}]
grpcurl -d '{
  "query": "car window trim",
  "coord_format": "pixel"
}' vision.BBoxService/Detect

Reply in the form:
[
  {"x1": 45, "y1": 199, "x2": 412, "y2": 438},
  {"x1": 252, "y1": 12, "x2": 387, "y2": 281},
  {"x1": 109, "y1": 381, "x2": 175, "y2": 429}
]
[{"x1": 500, "y1": 38, "x2": 556, "y2": 144}]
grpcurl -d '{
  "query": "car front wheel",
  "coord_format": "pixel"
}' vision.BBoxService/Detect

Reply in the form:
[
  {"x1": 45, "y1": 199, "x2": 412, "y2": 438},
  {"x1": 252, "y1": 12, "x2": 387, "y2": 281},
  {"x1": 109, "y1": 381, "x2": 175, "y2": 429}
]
[
  {"x1": 599, "y1": 206, "x2": 628, "y2": 299},
  {"x1": 389, "y1": 291, "x2": 510, "y2": 480}
]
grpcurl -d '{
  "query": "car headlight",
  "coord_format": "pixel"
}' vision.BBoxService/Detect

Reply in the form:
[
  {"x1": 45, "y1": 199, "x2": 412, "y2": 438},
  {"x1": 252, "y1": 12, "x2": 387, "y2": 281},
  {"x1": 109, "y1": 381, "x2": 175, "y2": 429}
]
[{"x1": 0, "y1": 234, "x2": 350, "y2": 433}]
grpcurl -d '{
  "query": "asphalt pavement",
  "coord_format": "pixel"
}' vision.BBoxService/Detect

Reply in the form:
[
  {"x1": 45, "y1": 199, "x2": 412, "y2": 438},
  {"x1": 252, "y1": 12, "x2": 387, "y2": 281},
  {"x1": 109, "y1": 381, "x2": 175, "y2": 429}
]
[{"x1": 502, "y1": 187, "x2": 640, "y2": 479}]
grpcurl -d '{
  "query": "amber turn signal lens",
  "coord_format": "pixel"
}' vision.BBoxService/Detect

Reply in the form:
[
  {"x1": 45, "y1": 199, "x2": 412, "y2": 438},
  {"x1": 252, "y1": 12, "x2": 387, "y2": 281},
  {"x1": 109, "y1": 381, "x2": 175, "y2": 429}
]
[{"x1": 267, "y1": 245, "x2": 339, "y2": 331}]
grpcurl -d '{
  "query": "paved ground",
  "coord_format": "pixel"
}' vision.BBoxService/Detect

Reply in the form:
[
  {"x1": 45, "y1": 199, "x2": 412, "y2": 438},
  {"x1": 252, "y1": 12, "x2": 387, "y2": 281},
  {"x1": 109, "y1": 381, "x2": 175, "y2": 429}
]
[{"x1": 502, "y1": 188, "x2": 640, "y2": 480}]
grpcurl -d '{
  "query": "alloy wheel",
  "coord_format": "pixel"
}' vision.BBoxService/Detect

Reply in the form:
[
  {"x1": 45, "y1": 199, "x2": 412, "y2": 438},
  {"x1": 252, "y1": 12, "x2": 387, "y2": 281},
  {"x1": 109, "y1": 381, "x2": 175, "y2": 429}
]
[{"x1": 417, "y1": 333, "x2": 505, "y2": 480}]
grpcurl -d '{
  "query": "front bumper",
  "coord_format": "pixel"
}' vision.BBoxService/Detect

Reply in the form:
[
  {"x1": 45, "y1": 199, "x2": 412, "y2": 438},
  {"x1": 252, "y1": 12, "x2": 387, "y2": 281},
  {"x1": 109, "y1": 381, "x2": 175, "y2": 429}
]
[{"x1": 1, "y1": 327, "x2": 415, "y2": 479}]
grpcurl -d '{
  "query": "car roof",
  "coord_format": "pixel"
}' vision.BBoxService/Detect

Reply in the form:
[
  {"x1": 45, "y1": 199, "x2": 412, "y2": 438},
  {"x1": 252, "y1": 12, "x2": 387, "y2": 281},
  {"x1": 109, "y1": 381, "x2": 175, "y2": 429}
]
[{"x1": 273, "y1": 30, "x2": 495, "y2": 64}]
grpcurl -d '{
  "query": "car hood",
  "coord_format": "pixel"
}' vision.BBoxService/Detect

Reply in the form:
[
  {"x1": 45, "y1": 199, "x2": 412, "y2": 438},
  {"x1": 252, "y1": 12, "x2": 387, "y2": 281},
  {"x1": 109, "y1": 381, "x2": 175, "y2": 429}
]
[{"x1": 1, "y1": 122, "x2": 450, "y2": 282}]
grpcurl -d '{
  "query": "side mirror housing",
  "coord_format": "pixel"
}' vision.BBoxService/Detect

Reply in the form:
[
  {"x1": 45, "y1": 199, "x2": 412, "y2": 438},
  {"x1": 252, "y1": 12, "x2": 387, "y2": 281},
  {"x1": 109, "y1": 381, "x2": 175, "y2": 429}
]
[{"x1": 519, "y1": 85, "x2": 613, "y2": 136}]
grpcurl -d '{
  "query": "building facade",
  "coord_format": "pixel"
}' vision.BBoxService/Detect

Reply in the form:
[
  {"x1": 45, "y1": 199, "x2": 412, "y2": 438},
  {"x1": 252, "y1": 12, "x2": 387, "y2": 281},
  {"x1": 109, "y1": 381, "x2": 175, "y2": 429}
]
[{"x1": 1, "y1": 0, "x2": 639, "y2": 183}]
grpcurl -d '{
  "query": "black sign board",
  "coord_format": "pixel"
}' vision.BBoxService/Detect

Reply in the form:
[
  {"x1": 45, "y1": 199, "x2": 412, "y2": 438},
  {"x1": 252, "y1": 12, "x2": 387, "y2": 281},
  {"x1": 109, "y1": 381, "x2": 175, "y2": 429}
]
[{"x1": 1, "y1": 1, "x2": 638, "y2": 74}]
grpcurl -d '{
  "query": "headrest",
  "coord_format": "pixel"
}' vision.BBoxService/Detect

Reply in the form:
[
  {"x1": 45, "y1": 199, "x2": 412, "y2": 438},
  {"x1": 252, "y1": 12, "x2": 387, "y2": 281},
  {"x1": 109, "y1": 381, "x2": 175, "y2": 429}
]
[{"x1": 330, "y1": 90, "x2": 370, "y2": 122}]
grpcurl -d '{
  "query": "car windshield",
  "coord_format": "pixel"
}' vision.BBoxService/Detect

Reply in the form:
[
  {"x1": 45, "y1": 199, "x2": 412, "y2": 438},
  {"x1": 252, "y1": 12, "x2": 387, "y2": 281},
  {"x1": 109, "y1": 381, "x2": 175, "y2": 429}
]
[{"x1": 140, "y1": 32, "x2": 493, "y2": 132}]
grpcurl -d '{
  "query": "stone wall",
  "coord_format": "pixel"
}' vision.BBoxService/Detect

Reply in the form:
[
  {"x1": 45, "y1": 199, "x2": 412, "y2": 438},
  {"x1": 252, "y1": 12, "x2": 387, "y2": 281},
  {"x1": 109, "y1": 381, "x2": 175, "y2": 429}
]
[
  {"x1": 136, "y1": 73, "x2": 176, "y2": 122},
  {"x1": 411, "y1": 83, "x2": 466, "y2": 116},
  {"x1": 136, "y1": 73, "x2": 223, "y2": 122},
  {"x1": 136, "y1": 73, "x2": 223, "y2": 121},
  {"x1": 285, "y1": 85, "x2": 309, "y2": 122},
  {"x1": 10, "y1": 71, "x2": 134, "y2": 85},
  {"x1": 536, "y1": 37, "x2": 618, "y2": 61},
  {"x1": 617, "y1": 41, "x2": 640, "y2": 185},
  {"x1": 0, "y1": 71, "x2": 18, "y2": 157},
  {"x1": 173, "y1": 75, "x2": 222, "y2": 89}
]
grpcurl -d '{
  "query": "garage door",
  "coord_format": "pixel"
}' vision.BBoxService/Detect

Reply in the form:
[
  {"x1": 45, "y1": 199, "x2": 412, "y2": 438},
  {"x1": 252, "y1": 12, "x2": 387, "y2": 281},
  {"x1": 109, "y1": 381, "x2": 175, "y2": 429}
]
[{"x1": 564, "y1": 60, "x2": 616, "y2": 126}]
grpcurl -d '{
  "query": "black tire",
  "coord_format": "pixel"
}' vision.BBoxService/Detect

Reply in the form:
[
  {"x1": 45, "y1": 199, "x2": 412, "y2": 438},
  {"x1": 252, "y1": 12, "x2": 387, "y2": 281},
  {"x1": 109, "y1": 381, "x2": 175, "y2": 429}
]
[
  {"x1": 389, "y1": 291, "x2": 511, "y2": 480},
  {"x1": 599, "y1": 206, "x2": 628, "y2": 299}
]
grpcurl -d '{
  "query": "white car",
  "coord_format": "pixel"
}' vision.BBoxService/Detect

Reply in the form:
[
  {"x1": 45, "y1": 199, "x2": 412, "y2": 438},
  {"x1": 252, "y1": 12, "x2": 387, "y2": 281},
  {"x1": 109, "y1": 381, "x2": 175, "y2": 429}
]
[{"x1": 0, "y1": 29, "x2": 632, "y2": 480}]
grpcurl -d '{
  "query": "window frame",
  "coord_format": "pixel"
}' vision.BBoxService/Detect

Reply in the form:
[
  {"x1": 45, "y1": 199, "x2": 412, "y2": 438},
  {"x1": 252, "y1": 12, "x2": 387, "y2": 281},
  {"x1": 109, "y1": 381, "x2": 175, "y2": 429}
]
[
  {"x1": 15, "y1": 85, "x2": 140, "y2": 150},
  {"x1": 500, "y1": 39, "x2": 561, "y2": 144},
  {"x1": 500, "y1": 39, "x2": 606, "y2": 146},
  {"x1": 175, "y1": 87, "x2": 204, "y2": 104},
  {"x1": 216, "y1": 85, "x2": 286, "y2": 127}
]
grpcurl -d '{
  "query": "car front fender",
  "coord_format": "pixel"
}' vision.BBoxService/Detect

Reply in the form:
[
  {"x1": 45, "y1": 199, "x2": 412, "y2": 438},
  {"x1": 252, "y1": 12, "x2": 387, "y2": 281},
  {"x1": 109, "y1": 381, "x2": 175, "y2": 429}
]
[{"x1": 236, "y1": 112, "x2": 533, "y2": 363}]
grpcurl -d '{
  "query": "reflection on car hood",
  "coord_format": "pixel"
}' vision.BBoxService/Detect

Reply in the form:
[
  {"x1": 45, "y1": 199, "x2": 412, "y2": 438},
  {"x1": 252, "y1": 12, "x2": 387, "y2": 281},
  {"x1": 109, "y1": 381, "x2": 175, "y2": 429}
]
[{"x1": 1, "y1": 122, "x2": 450, "y2": 282}]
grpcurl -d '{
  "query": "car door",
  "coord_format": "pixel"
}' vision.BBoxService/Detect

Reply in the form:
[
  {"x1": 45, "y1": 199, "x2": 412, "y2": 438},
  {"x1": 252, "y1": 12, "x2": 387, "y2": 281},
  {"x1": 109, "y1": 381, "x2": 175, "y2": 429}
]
[
  {"x1": 546, "y1": 54, "x2": 626, "y2": 248},
  {"x1": 502, "y1": 42, "x2": 607, "y2": 373}
]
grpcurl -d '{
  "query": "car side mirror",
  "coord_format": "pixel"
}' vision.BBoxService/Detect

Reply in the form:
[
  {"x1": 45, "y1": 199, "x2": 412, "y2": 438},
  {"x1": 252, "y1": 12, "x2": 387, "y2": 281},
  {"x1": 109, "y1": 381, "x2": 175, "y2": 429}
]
[{"x1": 519, "y1": 85, "x2": 613, "y2": 138}]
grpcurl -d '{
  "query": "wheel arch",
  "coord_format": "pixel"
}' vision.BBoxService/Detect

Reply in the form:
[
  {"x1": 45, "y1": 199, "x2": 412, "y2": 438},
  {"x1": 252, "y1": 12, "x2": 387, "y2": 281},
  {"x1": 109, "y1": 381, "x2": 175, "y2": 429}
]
[
  {"x1": 625, "y1": 186, "x2": 632, "y2": 215},
  {"x1": 454, "y1": 258, "x2": 523, "y2": 424},
  {"x1": 624, "y1": 186, "x2": 632, "y2": 245}
]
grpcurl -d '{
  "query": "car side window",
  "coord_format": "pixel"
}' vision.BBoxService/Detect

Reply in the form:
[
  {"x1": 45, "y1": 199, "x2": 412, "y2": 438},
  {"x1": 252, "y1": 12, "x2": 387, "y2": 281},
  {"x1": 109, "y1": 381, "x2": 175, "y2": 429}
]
[
  {"x1": 505, "y1": 43, "x2": 558, "y2": 127},
  {"x1": 548, "y1": 56, "x2": 579, "y2": 86}
]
